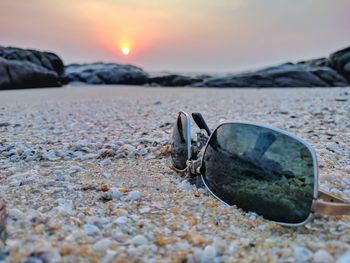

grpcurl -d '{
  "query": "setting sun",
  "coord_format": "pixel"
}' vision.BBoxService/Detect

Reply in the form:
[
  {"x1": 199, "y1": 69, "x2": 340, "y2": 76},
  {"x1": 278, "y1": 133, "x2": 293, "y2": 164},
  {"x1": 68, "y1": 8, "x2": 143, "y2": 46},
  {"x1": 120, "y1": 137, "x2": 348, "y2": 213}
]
[{"x1": 121, "y1": 47, "x2": 130, "y2": 56}]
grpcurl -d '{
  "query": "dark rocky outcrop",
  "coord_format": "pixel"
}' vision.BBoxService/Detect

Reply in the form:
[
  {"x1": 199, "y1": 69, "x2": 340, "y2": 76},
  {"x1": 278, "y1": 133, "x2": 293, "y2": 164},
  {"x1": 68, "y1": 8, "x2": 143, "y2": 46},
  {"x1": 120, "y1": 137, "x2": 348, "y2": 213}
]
[
  {"x1": 145, "y1": 46, "x2": 349, "y2": 88},
  {"x1": 63, "y1": 46, "x2": 349, "y2": 88},
  {"x1": 191, "y1": 47, "x2": 349, "y2": 87},
  {"x1": 0, "y1": 57, "x2": 61, "y2": 89},
  {"x1": 0, "y1": 47, "x2": 64, "y2": 89},
  {"x1": 0, "y1": 46, "x2": 64, "y2": 76},
  {"x1": 308, "y1": 67, "x2": 348, "y2": 87},
  {"x1": 147, "y1": 74, "x2": 204, "y2": 87},
  {"x1": 64, "y1": 63, "x2": 149, "y2": 85},
  {"x1": 330, "y1": 47, "x2": 350, "y2": 81},
  {"x1": 1, "y1": 45, "x2": 349, "y2": 89},
  {"x1": 194, "y1": 63, "x2": 348, "y2": 88},
  {"x1": 298, "y1": 57, "x2": 330, "y2": 68}
]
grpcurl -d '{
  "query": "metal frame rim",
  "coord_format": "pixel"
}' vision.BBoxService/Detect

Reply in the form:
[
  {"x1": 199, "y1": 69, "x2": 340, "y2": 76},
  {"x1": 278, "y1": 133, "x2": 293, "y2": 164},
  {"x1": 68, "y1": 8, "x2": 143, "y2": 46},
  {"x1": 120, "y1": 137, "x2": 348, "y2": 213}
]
[
  {"x1": 179, "y1": 111, "x2": 192, "y2": 161},
  {"x1": 199, "y1": 120, "x2": 318, "y2": 227}
]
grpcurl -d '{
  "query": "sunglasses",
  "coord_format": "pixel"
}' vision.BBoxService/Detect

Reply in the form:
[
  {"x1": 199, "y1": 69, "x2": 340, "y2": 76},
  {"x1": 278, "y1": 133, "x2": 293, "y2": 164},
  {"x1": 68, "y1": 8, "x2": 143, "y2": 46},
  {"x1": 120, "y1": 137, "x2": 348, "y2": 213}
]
[{"x1": 171, "y1": 111, "x2": 350, "y2": 227}]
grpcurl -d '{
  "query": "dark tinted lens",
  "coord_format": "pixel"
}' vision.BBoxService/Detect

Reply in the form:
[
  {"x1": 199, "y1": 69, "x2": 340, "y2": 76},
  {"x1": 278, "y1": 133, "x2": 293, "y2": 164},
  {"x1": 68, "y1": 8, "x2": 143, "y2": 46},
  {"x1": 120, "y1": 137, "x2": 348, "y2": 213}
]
[
  {"x1": 171, "y1": 112, "x2": 190, "y2": 170},
  {"x1": 201, "y1": 123, "x2": 315, "y2": 224}
]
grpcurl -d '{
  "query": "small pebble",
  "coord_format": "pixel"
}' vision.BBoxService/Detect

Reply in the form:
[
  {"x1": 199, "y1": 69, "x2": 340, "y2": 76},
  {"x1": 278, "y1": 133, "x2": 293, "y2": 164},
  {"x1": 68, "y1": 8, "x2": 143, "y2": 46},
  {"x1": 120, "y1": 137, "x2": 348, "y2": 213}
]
[
  {"x1": 131, "y1": 235, "x2": 148, "y2": 246},
  {"x1": 8, "y1": 208, "x2": 24, "y2": 220},
  {"x1": 337, "y1": 251, "x2": 350, "y2": 263},
  {"x1": 314, "y1": 249, "x2": 334, "y2": 263},
  {"x1": 99, "y1": 192, "x2": 113, "y2": 202},
  {"x1": 293, "y1": 246, "x2": 313, "y2": 263},
  {"x1": 52, "y1": 169, "x2": 62, "y2": 176},
  {"x1": 114, "y1": 216, "x2": 129, "y2": 225},
  {"x1": 102, "y1": 171, "x2": 112, "y2": 178},
  {"x1": 139, "y1": 148, "x2": 148, "y2": 156},
  {"x1": 92, "y1": 239, "x2": 113, "y2": 252},
  {"x1": 111, "y1": 230, "x2": 128, "y2": 243},
  {"x1": 110, "y1": 188, "x2": 123, "y2": 200},
  {"x1": 179, "y1": 180, "x2": 193, "y2": 191},
  {"x1": 83, "y1": 224, "x2": 100, "y2": 236},
  {"x1": 68, "y1": 166, "x2": 81, "y2": 174},
  {"x1": 203, "y1": 245, "x2": 217, "y2": 259},
  {"x1": 101, "y1": 249, "x2": 117, "y2": 263},
  {"x1": 127, "y1": 191, "x2": 141, "y2": 201},
  {"x1": 139, "y1": 206, "x2": 151, "y2": 213},
  {"x1": 100, "y1": 158, "x2": 113, "y2": 167}
]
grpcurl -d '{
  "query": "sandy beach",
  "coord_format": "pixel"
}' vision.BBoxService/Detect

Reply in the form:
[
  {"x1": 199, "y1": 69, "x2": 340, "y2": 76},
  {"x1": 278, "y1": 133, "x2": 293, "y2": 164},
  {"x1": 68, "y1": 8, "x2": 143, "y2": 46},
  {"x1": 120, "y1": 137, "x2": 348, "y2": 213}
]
[{"x1": 0, "y1": 85, "x2": 349, "y2": 262}]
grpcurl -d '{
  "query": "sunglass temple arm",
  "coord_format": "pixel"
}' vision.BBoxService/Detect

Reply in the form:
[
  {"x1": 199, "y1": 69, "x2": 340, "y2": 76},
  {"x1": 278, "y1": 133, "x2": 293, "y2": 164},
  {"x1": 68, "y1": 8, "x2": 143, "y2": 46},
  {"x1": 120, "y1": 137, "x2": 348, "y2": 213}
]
[
  {"x1": 312, "y1": 190, "x2": 350, "y2": 216},
  {"x1": 192, "y1": 112, "x2": 211, "y2": 136}
]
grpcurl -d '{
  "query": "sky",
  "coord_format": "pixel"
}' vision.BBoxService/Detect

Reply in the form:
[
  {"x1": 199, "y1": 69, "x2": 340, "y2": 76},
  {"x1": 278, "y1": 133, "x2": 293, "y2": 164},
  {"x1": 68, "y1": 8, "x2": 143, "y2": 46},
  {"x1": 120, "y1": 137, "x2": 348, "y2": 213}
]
[{"x1": 1, "y1": 0, "x2": 349, "y2": 73}]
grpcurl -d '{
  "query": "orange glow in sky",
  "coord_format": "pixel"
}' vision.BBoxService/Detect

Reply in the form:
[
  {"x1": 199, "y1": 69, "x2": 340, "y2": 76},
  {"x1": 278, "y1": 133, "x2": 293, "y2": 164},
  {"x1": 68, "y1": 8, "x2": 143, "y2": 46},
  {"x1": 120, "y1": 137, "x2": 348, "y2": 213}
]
[{"x1": 1, "y1": 0, "x2": 349, "y2": 72}]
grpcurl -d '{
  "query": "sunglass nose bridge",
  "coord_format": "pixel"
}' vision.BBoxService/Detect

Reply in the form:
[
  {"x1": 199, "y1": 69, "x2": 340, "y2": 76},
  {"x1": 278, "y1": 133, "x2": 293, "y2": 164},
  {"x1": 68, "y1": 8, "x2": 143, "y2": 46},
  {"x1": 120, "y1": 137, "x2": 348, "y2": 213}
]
[{"x1": 192, "y1": 112, "x2": 211, "y2": 136}]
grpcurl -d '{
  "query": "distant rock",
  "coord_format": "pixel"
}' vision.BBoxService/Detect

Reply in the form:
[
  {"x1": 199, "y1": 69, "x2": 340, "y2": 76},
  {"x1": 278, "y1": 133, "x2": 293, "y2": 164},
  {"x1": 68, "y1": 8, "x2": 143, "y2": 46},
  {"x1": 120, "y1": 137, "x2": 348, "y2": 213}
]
[
  {"x1": 1, "y1": 45, "x2": 349, "y2": 89},
  {"x1": 309, "y1": 67, "x2": 348, "y2": 87},
  {"x1": 194, "y1": 63, "x2": 348, "y2": 88},
  {"x1": 0, "y1": 46, "x2": 64, "y2": 89},
  {"x1": 147, "y1": 74, "x2": 203, "y2": 87},
  {"x1": 298, "y1": 57, "x2": 330, "y2": 68},
  {"x1": 330, "y1": 47, "x2": 350, "y2": 81},
  {"x1": 0, "y1": 46, "x2": 64, "y2": 76},
  {"x1": 189, "y1": 47, "x2": 349, "y2": 88},
  {"x1": 64, "y1": 63, "x2": 149, "y2": 85},
  {"x1": 0, "y1": 57, "x2": 61, "y2": 89}
]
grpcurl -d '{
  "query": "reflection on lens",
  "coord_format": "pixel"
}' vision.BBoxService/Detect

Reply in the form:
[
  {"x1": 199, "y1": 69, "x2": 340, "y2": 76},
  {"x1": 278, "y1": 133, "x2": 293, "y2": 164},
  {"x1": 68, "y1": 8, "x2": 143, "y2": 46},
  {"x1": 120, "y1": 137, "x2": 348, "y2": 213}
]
[
  {"x1": 201, "y1": 123, "x2": 315, "y2": 224},
  {"x1": 171, "y1": 112, "x2": 190, "y2": 170}
]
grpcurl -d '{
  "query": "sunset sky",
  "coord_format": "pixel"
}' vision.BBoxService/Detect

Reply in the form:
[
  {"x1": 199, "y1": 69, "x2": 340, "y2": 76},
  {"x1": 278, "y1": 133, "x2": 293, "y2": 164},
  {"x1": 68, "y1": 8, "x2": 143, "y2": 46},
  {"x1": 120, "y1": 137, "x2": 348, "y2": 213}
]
[{"x1": 1, "y1": 0, "x2": 349, "y2": 72}]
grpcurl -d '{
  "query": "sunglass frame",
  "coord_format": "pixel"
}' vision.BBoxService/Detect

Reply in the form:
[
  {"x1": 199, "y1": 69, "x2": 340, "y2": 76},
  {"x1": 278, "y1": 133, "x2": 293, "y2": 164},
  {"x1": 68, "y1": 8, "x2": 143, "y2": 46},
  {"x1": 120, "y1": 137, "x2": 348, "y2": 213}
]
[{"x1": 176, "y1": 112, "x2": 319, "y2": 227}]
